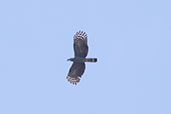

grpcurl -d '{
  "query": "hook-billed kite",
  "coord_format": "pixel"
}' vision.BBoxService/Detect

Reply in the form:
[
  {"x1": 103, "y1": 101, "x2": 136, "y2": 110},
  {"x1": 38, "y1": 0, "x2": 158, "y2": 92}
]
[{"x1": 67, "y1": 31, "x2": 97, "y2": 85}]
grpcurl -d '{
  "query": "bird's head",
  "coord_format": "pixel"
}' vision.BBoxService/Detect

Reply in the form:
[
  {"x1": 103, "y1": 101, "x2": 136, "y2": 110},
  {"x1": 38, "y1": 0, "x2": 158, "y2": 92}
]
[{"x1": 67, "y1": 58, "x2": 74, "y2": 61}]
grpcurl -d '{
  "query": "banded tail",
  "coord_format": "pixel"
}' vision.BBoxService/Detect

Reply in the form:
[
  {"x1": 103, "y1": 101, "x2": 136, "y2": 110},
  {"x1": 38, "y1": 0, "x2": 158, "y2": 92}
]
[{"x1": 85, "y1": 58, "x2": 97, "y2": 62}]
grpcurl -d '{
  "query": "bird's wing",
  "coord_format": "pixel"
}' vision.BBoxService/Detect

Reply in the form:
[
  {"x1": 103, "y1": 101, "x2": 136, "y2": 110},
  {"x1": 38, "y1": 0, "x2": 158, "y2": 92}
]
[
  {"x1": 67, "y1": 62, "x2": 85, "y2": 85},
  {"x1": 74, "y1": 31, "x2": 88, "y2": 58}
]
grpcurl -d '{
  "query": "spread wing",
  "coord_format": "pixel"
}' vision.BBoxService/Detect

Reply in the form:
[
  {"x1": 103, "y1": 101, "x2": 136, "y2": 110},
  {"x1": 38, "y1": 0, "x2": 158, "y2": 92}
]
[
  {"x1": 74, "y1": 31, "x2": 88, "y2": 58},
  {"x1": 67, "y1": 62, "x2": 85, "y2": 85}
]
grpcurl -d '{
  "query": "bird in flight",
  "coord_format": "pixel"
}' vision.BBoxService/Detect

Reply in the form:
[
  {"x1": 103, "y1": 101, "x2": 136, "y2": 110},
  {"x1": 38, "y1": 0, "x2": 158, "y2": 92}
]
[{"x1": 67, "y1": 31, "x2": 97, "y2": 85}]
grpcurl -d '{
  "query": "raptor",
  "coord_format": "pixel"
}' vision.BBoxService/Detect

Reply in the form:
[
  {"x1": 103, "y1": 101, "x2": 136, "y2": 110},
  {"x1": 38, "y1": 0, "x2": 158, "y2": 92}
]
[{"x1": 67, "y1": 31, "x2": 97, "y2": 85}]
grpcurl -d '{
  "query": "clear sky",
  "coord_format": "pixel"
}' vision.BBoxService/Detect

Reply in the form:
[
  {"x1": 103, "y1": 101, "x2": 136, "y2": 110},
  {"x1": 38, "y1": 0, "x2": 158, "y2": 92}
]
[{"x1": 0, "y1": 0, "x2": 171, "y2": 114}]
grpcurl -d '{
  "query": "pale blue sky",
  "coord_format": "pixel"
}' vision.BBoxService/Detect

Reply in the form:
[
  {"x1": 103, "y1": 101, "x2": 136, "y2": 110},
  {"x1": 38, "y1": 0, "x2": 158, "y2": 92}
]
[{"x1": 0, "y1": 0, "x2": 171, "y2": 114}]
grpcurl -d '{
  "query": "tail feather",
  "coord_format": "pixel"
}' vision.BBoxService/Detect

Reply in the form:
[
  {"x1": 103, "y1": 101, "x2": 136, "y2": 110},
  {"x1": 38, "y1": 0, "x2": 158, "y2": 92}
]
[{"x1": 85, "y1": 58, "x2": 97, "y2": 62}]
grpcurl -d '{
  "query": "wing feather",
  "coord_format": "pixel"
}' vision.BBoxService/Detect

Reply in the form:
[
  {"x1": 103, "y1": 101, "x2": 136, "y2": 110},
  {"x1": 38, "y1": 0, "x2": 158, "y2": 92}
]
[
  {"x1": 74, "y1": 31, "x2": 88, "y2": 58},
  {"x1": 67, "y1": 62, "x2": 85, "y2": 85}
]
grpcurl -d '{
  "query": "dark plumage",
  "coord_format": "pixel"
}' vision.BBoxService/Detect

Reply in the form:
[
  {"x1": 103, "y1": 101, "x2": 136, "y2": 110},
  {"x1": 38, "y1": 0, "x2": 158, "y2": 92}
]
[{"x1": 67, "y1": 31, "x2": 97, "y2": 85}]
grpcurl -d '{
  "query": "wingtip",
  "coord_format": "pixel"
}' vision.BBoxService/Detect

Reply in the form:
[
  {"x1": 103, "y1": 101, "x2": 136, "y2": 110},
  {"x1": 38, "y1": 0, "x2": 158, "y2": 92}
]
[
  {"x1": 74, "y1": 30, "x2": 88, "y2": 40},
  {"x1": 67, "y1": 76, "x2": 81, "y2": 85}
]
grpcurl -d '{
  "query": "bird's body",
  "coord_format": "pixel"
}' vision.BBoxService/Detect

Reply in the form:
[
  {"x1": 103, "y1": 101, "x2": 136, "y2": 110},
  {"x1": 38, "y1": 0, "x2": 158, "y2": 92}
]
[
  {"x1": 68, "y1": 57, "x2": 97, "y2": 63},
  {"x1": 67, "y1": 31, "x2": 97, "y2": 85},
  {"x1": 68, "y1": 57, "x2": 86, "y2": 63}
]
